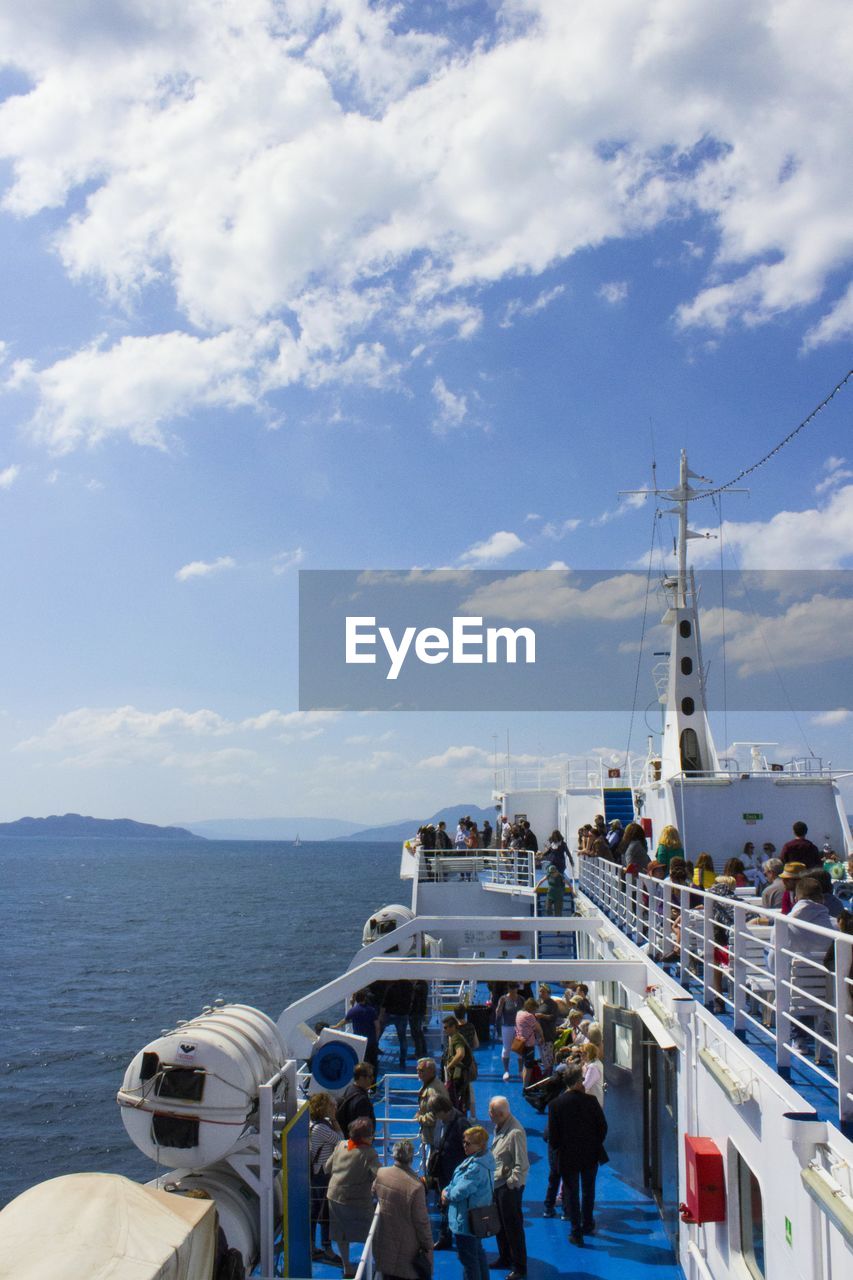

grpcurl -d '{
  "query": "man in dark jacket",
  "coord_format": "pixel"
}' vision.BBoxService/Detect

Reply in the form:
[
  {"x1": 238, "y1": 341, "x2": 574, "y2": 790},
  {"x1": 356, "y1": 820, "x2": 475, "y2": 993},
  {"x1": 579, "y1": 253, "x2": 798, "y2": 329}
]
[
  {"x1": 547, "y1": 1064, "x2": 607, "y2": 1246},
  {"x1": 779, "y1": 821, "x2": 822, "y2": 870},
  {"x1": 429, "y1": 1095, "x2": 467, "y2": 1248},
  {"x1": 335, "y1": 1062, "x2": 375, "y2": 1135}
]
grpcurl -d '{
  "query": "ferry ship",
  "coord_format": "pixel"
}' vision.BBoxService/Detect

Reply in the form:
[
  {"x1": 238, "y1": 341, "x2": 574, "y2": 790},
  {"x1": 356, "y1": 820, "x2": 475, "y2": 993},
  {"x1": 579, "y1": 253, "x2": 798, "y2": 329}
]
[{"x1": 1, "y1": 452, "x2": 852, "y2": 1280}]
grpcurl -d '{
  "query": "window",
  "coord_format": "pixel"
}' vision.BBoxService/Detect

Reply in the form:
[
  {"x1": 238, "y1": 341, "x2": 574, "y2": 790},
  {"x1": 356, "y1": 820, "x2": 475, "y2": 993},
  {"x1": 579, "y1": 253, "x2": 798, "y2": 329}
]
[
  {"x1": 614, "y1": 1022, "x2": 633, "y2": 1069},
  {"x1": 680, "y1": 656, "x2": 693, "y2": 675},
  {"x1": 679, "y1": 620, "x2": 692, "y2": 637},
  {"x1": 681, "y1": 696, "x2": 695, "y2": 715},
  {"x1": 736, "y1": 1151, "x2": 766, "y2": 1279}
]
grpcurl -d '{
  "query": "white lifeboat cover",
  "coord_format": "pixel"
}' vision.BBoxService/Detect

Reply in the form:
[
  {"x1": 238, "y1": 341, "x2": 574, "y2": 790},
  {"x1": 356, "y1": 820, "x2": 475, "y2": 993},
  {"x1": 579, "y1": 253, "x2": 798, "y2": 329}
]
[{"x1": 0, "y1": 1173, "x2": 216, "y2": 1280}]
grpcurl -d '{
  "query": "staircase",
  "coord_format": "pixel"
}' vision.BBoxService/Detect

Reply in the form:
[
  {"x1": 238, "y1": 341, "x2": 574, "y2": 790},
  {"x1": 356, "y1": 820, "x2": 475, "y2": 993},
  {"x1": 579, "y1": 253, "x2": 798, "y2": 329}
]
[
  {"x1": 603, "y1": 786, "x2": 635, "y2": 828},
  {"x1": 535, "y1": 888, "x2": 577, "y2": 958}
]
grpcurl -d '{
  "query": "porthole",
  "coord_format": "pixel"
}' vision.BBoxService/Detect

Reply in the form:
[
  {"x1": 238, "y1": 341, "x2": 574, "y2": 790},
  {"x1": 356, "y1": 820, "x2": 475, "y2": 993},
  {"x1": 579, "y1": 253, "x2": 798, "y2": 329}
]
[
  {"x1": 680, "y1": 657, "x2": 693, "y2": 675},
  {"x1": 681, "y1": 696, "x2": 695, "y2": 715},
  {"x1": 679, "y1": 620, "x2": 692, "y2": 638}
]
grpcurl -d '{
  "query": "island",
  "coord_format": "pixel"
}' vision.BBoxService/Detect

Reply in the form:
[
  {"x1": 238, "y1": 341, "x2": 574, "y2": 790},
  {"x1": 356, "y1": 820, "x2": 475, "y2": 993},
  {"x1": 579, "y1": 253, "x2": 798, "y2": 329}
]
[{"x1": 0, "y1": 813, "x2": 204, "y2": 839}]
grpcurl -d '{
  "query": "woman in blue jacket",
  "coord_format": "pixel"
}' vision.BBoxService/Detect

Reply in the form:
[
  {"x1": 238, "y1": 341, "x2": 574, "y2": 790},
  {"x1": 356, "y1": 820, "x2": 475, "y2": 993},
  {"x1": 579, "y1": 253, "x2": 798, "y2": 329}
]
[{"x1": 442, "y1": 1125, "x2": 496, "y2": 1280}]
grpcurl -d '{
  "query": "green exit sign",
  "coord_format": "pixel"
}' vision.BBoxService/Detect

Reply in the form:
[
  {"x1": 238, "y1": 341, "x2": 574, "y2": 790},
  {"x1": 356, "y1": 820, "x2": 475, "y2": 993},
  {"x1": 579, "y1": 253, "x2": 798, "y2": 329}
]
[{"x1": 742, "y1": 813, "x2": 763, "y2": 821}]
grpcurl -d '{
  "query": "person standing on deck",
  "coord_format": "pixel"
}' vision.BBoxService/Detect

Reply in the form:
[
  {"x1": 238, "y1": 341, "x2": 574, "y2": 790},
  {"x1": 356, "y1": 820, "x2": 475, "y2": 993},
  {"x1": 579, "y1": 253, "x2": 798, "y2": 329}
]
[
  {"x1": 442, "y1": 1126, "x2": 495, "y2": 1280},
  {"x1": 335, "y1": 1062, "x2": 376, "y2": 1135},
  {"x1": 536, "y1": 984, "x2": 560, "y2": 1074},
  {"x1": 338, "y1": 991, "x2": 380, "y2": 1073},
  {"x1": 454, "y1": 1004, "x2": 481, "y2": 1118},
  {"x1": 536, "y1": 864, "x2": 566, "y2": 917},
  {"x1": 482, "y1": 819, "x2": 494, "y2": 850},
  {"x1": 409, "y1": 980, "x2": 429, "y2": 1060},
  {"x1": 443, "y1": 1015, "x2": 474, "y2": 1113},
  {"x1": 780, "y1": 821, "x2": 822, "y2": 870},
  {"x1": 514, "y1": 999, "x2": 544, "y2": 1087},
  {"x1": 494, "y1": 983, "x2": 522, "y2": 1082},
  {"x1": 381, "y1": 979, "x2": 413, "y2": 1071},
  {"x1": 488, "y1": 1096, "x2": 529, "y2": 1280},
  {"x1": 429, "y1": 1095, "x2": 468, "y2": 1251},
  {"x1": 415, "y1": 1058, "x2": 450, "y2": 1150},
  {"x1": 547, "y1": 1064, "x2": 607, "y2": 1247}
]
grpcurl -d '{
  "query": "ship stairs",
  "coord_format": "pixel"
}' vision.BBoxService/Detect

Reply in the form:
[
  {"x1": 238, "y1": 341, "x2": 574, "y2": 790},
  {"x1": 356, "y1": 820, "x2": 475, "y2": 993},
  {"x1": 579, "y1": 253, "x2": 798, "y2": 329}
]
[
  {"x1": 534, "y1": 888, "x2": 577, "y2": 959},
  {"x1": 602, "y1": 786, "x2": 634, "y2": 829}
]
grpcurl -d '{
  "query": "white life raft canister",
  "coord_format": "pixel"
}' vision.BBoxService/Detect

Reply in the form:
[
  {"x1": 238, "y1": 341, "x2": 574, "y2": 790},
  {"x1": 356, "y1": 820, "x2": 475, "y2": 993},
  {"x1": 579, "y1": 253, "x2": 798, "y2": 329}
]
[{"x1": 118, "y1": 1004, "x2": 285, "y2": 1169}]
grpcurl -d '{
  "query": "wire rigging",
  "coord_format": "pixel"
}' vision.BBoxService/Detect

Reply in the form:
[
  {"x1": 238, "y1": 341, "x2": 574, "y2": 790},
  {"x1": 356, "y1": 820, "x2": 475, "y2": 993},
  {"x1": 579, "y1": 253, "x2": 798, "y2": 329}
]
[{"x1": 687, "y1": 366, "x2": 853, "y2": 501}]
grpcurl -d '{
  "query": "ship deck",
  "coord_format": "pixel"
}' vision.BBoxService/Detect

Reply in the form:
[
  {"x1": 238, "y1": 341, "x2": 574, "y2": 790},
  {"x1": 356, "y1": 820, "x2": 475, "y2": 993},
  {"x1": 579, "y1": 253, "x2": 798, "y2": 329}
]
[{"x1": 311, "y1": 1031, "x2": 683, "y2": 1280}]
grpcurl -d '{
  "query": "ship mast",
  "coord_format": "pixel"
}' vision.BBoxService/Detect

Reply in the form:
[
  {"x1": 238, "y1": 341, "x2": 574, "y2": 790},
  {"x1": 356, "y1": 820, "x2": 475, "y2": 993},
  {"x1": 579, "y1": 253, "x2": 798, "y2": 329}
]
[{"x1": 624, "y1": 450, "x2": 725, "y2": 780}]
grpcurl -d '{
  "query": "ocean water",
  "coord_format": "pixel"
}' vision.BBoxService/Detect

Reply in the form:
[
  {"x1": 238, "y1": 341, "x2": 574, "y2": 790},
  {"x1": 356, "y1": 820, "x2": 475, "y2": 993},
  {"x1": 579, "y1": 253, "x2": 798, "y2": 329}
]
[{"x1": 1, "y1": 838, "x2": 402, "y2": 1207}]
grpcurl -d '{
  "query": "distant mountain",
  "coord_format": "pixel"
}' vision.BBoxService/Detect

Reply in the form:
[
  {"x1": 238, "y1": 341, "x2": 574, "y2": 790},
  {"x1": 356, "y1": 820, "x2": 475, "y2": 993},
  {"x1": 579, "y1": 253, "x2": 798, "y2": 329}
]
[
  {"x1": 182, "y1": 816, "x2": 366, "y2": 841},
  {"x1": 337, "y1": 803, "x2": 498, "y2": 844},
  {"x1": 0, "y1": 813, "x2": 203, "y2": 840}
]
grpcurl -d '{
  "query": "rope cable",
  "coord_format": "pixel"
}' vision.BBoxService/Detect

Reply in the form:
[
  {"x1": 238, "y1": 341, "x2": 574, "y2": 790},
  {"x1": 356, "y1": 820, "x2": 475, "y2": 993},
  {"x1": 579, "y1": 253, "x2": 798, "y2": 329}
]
[{"x1": 686, "y1": 367, "x2": 853, "y2": 502}]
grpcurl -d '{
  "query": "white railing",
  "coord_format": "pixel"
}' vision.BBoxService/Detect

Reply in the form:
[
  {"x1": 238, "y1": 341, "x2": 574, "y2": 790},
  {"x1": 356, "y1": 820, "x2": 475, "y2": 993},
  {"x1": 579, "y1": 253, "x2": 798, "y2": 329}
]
[
  {"x1": 353, "y1": 1202, "x2": 381, "y2": 1280},
  {"x1": 579, "y1": 858, "x2": 853, "y2": 1126},
  {"x1": 494, "y1": 754, "x2": 646, "y2": 792},
  {"x1": 416, "y1": 848, "x2": 537, "y2": 890}
]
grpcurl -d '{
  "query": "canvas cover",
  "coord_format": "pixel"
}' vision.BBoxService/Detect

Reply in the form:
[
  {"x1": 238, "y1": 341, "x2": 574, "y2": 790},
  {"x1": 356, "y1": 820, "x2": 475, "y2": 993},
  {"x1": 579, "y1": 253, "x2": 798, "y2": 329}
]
[{"x1": 0, "y1": 1172, "x2": 216, "y2": 1280}]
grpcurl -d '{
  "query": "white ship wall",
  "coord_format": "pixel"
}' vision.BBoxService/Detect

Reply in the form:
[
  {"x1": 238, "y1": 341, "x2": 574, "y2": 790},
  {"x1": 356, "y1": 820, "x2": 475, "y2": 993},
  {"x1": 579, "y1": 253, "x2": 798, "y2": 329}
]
[
  {"x1": 676, "y1": 1011, "x2": 853, "y2": 1280},
  {"x1": 641, "y1": 778, "x2": 848, "y2": 858},
  {"x1": 500, "y1": 789, "x2": 559, "y2": 838}
]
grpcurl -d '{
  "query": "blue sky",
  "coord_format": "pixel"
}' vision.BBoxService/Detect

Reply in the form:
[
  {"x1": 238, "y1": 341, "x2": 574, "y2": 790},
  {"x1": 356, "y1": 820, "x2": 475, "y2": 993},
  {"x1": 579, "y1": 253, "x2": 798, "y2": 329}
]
[{"x1": 0, "y1": 0, "x2": 851, "y2": 825}]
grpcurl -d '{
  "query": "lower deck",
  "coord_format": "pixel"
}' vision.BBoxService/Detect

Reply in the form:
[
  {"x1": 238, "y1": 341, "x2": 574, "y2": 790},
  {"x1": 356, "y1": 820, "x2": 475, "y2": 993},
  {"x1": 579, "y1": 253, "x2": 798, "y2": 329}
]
[{"x1": 311, "y1": 1020, "x2": 683, "y2": 1280}]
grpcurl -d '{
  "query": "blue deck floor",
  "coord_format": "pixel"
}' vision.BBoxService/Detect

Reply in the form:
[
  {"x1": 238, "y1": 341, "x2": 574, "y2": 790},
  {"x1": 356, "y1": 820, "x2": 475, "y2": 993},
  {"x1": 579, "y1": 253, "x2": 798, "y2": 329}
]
[{"x1": 314, "y1": 1031, "x2": 684, "y2": 1280}]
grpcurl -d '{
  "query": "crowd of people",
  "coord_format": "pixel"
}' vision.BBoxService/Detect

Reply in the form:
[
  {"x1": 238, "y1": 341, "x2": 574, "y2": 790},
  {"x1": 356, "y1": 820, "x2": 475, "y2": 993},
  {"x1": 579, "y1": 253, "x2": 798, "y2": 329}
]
[{"x1": 313, "y1": 979, "x2": 607, "y2": 1280}]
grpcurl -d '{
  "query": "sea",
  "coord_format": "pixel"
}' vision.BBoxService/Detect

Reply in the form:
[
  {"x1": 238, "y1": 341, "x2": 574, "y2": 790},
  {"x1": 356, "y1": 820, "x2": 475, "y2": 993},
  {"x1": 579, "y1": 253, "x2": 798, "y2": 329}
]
[{"x1": 1, "y1": 837, "x2": 403, "y2": 1208}]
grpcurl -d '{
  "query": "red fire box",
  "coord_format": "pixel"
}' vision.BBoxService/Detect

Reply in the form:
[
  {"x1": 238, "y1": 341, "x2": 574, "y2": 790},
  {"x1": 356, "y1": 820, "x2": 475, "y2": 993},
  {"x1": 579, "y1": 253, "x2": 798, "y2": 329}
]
[{"x1": 681, "y1": 1135, "x2": 726, "y2": 1223}]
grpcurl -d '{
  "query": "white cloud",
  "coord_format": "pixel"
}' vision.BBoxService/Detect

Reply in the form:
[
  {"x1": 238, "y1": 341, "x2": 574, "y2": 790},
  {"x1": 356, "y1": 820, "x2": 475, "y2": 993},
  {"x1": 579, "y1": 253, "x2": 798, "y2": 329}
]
[
  {"x1": 0, "y1": 464, "x2": 20, "y2": 489},
  {"x1": 0, "y1": 2, "x2": 851, "y2": 445},
  {"x1": 431, "y1": 375, "x2": 468, "y2": 432},
  {"x1": 812, "y1": 708, "x2": 851, "y2": 726},
  {"x1": 175, "y1": 555, "x2": 236, "y2": 582},
  {"x1": 459, "y1": 530, "x2": 526, "y2": 565},
  {"x1": 597, "y1": 280, "x2": 628, "y2": 305},
  {"x1": 524, "y1": 513, "x2": 542, "y2": 522},
  {"x1": 688, "y1": 483, "x2": 853, "y2": 569},
  {"x1": 546, "y1": 559, "x2": 570, "y2": 570},
  {"x1": 272, "y1": 547, "x2": 304, "y2": 575},
  {"x1": 723, "y1": 594, "x2": 853, "y2": 678},
  {"x1": 500, "y1": 284, "x2": 566, "y2": 327},
  {"x1": 815, "y1": 455, "x2": 853, "y2": 496},
  {"x1": 460, "y1": 569, "x2": 651, "y2": 622},
  {"x1": 418, "y1": 744, "x2": 492, "y2": 770},
  {"x1": 16, "y1": 703, "x2": 339, "y2": 767},
  {"x1": 541, "y1": 518, "x2": 582, "y2": 540},
  {"x1": 590, "y1": 490, "x2": 649, "y2": 525}
]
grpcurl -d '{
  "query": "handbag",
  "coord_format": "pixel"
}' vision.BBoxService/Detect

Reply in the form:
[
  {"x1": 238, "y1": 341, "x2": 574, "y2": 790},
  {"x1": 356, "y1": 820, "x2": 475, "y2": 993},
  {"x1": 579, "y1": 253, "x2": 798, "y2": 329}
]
[
  {"x1": 413, "y1": 1247, "x2": 432, "y2": 1280},
  {"x1": 468, "y1": 1201, "x2": 501, "y2": 1238},
  {"x1": 468, "y1": 1164, "x2": 500, "y2": 1238},
  {"x1": 510, "y1": 1035, "x2": 526, "y2": 1055}
]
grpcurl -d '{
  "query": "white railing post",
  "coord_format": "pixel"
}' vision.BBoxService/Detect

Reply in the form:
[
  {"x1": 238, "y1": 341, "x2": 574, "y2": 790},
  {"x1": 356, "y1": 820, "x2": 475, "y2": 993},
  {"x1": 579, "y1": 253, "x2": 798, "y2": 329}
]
[
  {"x1": 775, "y1": 917, "x2": 793, "y2": 1070},
  {"x1": 259, "y1": 1081, "x2": 275, "y2": 1280},
  {"x1": 702, "y1": 899, "x2": 713, "y2": 1008},
  {"x1": 833, "y1": 935, "x2": 853, "y2": 1124},
  {"x1": 732, "y1": 910, "x2": 746, "y2": 1031}
]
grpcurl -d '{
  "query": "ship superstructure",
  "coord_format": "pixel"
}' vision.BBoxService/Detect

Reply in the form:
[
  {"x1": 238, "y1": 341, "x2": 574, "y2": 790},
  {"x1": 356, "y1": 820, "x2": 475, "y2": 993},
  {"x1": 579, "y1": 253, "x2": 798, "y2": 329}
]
[{"x1": 3, "y1": 453, "x2": 852, "y2": 1280}]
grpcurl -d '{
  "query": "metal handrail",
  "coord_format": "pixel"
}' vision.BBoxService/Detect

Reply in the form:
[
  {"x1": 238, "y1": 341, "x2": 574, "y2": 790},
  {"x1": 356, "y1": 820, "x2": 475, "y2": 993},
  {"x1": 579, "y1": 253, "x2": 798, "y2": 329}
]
[{"x1": 579, "y1": 858, "x2": 853, "y2": 1125}]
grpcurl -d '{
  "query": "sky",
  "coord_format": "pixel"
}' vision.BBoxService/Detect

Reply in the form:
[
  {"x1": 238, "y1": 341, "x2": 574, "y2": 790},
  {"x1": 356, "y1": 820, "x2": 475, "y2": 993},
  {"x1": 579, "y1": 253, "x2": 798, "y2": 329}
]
[{"x1": 0, "y1": 0, "x2": 852, "y2": 826}]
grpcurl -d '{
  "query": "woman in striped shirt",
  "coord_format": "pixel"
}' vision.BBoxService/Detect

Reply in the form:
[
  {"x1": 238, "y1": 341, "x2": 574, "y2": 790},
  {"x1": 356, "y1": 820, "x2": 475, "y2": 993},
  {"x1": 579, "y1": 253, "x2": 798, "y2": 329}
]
[{"x1": 309, "y1": 1092, "x2": 343, "y2": 1265}]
